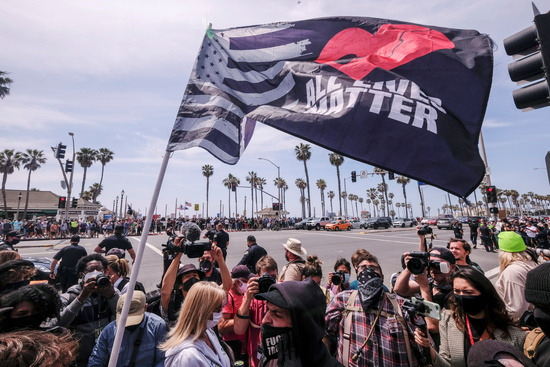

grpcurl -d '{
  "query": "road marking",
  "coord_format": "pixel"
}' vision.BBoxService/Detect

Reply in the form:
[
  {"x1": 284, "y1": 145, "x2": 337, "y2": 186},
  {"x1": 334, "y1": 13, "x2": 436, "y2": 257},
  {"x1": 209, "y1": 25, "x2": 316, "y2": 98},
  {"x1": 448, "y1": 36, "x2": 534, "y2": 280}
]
[
  {"x1": 130, "y1": 237, "x2": 163, "y2": 257},
  {"x1": 485, "y1": 267, "x2": 500, "y2": 279}
]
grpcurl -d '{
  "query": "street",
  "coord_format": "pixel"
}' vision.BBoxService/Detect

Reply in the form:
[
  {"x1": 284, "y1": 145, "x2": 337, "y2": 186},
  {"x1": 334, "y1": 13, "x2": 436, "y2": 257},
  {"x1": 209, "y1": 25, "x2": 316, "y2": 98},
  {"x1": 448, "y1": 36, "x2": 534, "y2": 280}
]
[{"x1": 17, "y1": 227, "x2": 501, "y2": 292}]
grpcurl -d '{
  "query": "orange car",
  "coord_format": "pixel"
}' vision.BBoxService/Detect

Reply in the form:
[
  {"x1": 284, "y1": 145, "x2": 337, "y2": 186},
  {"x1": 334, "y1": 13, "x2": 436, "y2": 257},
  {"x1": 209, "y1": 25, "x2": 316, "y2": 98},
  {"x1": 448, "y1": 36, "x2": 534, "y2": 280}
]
[{"x1": 324, "y1": 220, "x2": 352, "y2": 231}]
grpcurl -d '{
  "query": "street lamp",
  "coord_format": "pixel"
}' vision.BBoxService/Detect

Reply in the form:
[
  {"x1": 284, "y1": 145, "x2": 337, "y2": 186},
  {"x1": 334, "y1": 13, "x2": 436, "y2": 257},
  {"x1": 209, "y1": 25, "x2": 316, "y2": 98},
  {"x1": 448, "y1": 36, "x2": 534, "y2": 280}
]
[
  {"x1": 115, "y1": 196, "x2": 119, "y2": 221},
  {"x1": 120, "y1": 190, "x2": 125, "y2": 220},
  {"x1": 15, "y1": 192, "x2": 22, "y2": 220},
  {"x1": 258, "y1": 157, "x2": 281, "y2": 216},
  {"x1": 65, "y1": 132, "x2": 76, "y2": 222}
]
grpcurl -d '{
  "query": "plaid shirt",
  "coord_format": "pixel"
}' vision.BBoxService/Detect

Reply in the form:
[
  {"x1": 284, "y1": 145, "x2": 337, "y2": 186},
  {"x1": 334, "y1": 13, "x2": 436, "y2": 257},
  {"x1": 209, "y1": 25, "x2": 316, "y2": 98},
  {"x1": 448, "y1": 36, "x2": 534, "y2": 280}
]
[{"x1": 325, "y1": 290, "x2": 419, "y2": 367}]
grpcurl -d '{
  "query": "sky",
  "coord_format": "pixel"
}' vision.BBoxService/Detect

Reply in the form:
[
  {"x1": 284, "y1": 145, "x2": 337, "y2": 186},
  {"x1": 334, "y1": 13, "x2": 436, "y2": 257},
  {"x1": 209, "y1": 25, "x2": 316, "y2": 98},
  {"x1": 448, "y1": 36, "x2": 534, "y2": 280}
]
[{"x1": 1, "y1": 0, "x2": 549, "y2": 220}]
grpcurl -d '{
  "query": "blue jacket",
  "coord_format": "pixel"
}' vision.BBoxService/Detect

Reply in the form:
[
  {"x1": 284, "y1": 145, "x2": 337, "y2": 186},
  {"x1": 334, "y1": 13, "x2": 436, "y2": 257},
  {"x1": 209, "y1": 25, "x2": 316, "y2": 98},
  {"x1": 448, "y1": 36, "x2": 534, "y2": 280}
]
[{"x1": 88, "y1": 312, "x2": 167, "y2": 367}]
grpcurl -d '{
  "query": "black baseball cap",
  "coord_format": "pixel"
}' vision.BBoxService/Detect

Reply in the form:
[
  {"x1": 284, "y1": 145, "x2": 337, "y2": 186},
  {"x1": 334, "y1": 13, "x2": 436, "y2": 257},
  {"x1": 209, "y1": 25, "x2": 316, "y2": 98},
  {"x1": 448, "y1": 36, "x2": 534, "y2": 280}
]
[
  {"x1": 255, "y1": 288, "x2": 289, "y2": 308},
  {"x1": 430, "y1": 247, "x2": 456, "y2": 264}
]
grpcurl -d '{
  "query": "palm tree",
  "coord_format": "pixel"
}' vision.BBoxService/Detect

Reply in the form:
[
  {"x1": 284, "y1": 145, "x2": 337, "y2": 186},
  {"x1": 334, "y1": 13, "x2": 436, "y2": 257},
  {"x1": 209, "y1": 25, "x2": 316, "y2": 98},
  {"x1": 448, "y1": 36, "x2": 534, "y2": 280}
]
[
  {"x1": 96, "y1": 148, "x2": 114, "y2": 190},
  {"x1": 20, "y1": 149, "x2": 46, "y2": 220},
  {"x1": 257, "y1": 177, "x2": 266, "y2": 210},
  {"x1": 295, "y1": 143, "x2": 312, "y2": 217},
  {"x1": 89, "y1": 183, "x2": 102, "y2": 203},
  {"x1": 396, "y1": 202, "x2": 401, "y2": 217},
  {"x1": 316, "y1": 179, "x2": 327, "y2": 216},
  {"x1": 366, "y1": 198, "x2": 372, "y2": 217},
  {"x1": 396, "y1": 175, "x2": 411, "y2": 218},
  {"x1": 76, "y1": 148, "x2": 97, "y2": 198},
  {"x1": 341, "y1": 191, "x2": 348, "y2": 217},
  {"x1": 81, "y1": 191, "x2": 92, "y2": 201},
  {"x1": 246, "y1": 171, "x2": 258, "y2": 217},
  {"x1": 374, "y1": 168, "x2": 389, "y2": 216},
  {"x1": 222, "y1": 174, "x2": 236, "y2": 218},
  {"x1": 329, "y1": 153, "x2": 344, "y2": 216},
  {"x1": 358, "y1": 197, "x2": 364, "y2": 213},
  {"x1": 295, "y1": 178, "x2": 307, "y2": 218},
  {"x1": 0, "y1": 71, "x2": 13, "y2": 99},
  {"x1": 0, "y1": 149, "x2": 23, "y2": 217},
  {"x1": 231, "y1": 175, "x2": 240, "y2": 217},
  {"x1": 327, "y1": 190, "x2": 335, "y2": 214},
  {"x1": 202, "y1": 165, "x2": 214, "y2": 218},
  {"x1": 274, "y1": 177, "x2": 286, "y2": 212}
]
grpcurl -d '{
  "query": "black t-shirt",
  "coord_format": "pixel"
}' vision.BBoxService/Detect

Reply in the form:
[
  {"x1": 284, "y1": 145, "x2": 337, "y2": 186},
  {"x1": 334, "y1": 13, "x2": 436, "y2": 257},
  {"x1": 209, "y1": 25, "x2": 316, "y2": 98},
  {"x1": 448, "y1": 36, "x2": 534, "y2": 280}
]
[
  {"x1": 479, "y1": 226, "x2": 492, "y2": 238},
  {"x1": 213, "y1": 230, "x2": 229, "y2": 249},
  {"x1": 98, "y1": 234, "x2": 133, "y2": 253},
  {"x1": 53, "y1": 244, "x2": 88, "y2": 268}
]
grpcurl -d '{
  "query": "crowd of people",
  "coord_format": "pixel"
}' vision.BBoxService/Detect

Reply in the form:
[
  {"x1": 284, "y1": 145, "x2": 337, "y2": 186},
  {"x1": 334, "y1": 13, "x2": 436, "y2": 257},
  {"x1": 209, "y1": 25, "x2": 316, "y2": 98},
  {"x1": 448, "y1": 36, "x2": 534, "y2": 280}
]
[{"x1": 0, "y1": 216, "x2": 549, "y2": 366}]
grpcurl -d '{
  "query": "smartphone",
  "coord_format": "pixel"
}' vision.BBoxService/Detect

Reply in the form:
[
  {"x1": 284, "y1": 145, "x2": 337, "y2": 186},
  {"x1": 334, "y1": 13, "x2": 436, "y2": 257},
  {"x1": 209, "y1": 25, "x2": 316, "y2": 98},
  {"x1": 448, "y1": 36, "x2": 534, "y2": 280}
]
[{"x1": 411, "y1": 297, "x2": 441, "y2": 320}]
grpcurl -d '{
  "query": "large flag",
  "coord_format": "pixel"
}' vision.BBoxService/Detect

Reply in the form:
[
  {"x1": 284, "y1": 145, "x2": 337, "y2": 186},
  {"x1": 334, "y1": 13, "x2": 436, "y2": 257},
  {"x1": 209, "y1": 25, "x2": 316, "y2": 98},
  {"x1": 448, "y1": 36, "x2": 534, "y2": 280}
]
[{"x1": 167, "y1": 17, "x2": 493, "y2": 197}]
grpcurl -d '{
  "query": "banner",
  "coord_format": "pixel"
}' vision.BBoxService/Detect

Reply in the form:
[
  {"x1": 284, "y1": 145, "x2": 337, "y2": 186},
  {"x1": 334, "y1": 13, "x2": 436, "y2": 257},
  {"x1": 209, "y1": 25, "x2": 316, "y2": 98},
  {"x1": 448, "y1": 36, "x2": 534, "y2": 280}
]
[{"x1": 167, "y1": 17, "x2": 493, "y2": 197}]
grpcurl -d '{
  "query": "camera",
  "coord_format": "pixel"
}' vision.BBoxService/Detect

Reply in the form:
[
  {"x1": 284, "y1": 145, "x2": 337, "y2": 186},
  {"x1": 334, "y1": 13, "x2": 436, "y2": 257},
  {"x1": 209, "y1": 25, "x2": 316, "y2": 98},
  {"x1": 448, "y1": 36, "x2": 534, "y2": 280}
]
[
  {"x1": 417, "y1": 225, "x2": 433, "y2": 236},
  {"x1": 535, "y1": 248, "x2": 550, "y2": 257},
  {"x1": 406, "y1": 251, "x2": 430, "y2": 275},
  {"x1": 257, "y1": 273, "x2": 276, "y2": 293},
  {"x1": 332, "y1": 270, "x2": 346, "y2": 286},
  {"x1": 162, "y1": 222, "x2": 211, "y2": 258},
  {"x1": 429, "y1": 260, "x2": 450, "y2": 274},
  {"x1": 95, "y1": 274, "x2": 111, "y2": 288}
]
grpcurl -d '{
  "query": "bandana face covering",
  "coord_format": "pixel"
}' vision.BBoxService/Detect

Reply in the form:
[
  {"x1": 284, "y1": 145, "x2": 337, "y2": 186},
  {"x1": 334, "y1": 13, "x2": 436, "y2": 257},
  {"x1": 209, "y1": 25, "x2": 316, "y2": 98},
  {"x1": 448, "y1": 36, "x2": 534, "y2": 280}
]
[
  {"x1": 199, "y1": 259, "x2": 213, "y2": 273},
  {"x1": 357, "y1": 268, "x2": 384, "y2": 310},
  {"x1": 260, "y1": 324, "x2": 294, "y2": 361}
]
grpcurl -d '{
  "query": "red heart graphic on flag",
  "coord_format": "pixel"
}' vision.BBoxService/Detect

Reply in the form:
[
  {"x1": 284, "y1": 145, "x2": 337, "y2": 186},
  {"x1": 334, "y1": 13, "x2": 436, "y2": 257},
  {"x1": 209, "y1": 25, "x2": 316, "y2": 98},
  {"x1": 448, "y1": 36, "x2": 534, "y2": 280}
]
[{"x1": 316, "y1": 24, "x2": 455, "y2": 80}]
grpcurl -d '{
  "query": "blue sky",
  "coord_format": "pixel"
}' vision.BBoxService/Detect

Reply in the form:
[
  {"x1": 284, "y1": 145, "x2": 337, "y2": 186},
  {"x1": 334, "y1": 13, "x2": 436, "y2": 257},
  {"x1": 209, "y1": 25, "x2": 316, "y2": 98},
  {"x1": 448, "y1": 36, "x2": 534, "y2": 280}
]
[{"x1": 1, "y1": 0, "x2": 549, "y2": 219}]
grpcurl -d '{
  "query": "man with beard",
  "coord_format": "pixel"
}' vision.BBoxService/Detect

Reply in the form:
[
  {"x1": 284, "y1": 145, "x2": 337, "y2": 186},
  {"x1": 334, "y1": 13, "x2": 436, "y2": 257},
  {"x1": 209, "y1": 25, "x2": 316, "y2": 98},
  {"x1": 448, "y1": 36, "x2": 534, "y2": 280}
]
[
  {"x1": 279, "y1": 238, "x2": 307, "y2": 282},
  {"x1": 325, "y1": 249, "x2": 420, "y2": 367}
]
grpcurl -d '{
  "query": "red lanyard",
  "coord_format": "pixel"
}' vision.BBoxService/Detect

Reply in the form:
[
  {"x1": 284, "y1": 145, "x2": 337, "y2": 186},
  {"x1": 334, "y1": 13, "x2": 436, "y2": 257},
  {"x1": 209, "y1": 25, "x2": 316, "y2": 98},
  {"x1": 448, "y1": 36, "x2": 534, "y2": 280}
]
[{"x1": 465, "y1": 315, "x2": 491, "y2": 345}]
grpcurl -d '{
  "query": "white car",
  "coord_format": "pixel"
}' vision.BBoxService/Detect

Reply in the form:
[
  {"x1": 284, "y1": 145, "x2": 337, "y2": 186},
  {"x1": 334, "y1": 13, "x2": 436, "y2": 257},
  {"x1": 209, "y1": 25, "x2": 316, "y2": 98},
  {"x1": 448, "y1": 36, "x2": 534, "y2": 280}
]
[
  {"x1": 349, "y1": 219, "x2": 363, "y2": 229},
  {"x1": 393, "y1": 218, "x2": 416, "y2": 227}
]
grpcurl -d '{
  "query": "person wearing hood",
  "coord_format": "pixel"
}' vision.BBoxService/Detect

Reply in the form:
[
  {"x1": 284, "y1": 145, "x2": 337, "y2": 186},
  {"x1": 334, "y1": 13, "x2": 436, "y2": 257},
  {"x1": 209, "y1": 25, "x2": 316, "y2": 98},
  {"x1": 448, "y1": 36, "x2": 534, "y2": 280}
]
[
  {"x1": 524, "y1": 262, "x2": 550, "y2": 366},
  {"x1": 255, "y1": 277, "x2": 342, "y2": 367},
  {"x1": 161, "y1": 281, "x2": 231, "y2": 367}
]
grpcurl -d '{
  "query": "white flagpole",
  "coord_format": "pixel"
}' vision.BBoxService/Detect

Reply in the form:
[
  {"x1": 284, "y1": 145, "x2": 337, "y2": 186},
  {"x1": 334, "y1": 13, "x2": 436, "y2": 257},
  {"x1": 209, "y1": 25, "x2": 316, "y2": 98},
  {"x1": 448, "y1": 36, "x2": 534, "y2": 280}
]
[{"x1": 108, "y1": 151, "x2": 171, "y2": 367}]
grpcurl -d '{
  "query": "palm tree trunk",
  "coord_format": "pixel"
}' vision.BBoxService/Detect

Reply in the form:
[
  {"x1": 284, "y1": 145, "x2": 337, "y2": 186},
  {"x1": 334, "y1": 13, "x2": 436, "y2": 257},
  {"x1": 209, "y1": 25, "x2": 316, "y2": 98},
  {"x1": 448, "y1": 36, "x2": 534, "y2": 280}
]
[
  {"x1": 234, "y1": 189, "x2": 238, "y2": 218},
  {"x1": 2, "y1": 172, "x2": 8, "y2": 217},
  {"x1": 304, "y1": 161, "x2": 312, "y2": 217},
  {"x1": 402, "y1": 185, "x2": 409, "y2": 219},
  {"x1": 228, "y1": 188, "x2": 231, "y2": 218},
  {"x1": 99, "y1": 164, "x2": 105, "y2": 188},
  {"x1": 23, "y1": 169, "x2": 32, "y2": 220},
  {"x1": 206, "y1": 177, "x2": 210, "y2": 218},
  {"x1": 381, "y1": 176, "x2": 389, "y2": 216},
  {"x1": 80, "y1": 167, "x2": 88, "y2": 197},
  {"x1": 250, "y1": 186, "x2": 254, "y2": 217},
  {"x1": 336, "y1": 167, "x2": 342, "y2": 216},
  {"x1": 330, "y1": 197, "x2": 333, "y2": 214}
]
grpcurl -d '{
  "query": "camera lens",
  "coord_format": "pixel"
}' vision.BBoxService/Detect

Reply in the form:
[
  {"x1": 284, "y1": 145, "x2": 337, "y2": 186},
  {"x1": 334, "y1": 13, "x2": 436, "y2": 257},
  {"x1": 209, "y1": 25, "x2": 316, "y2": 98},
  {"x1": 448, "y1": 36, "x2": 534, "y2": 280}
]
[
  {"x1": 407, "y1": 258, "x2": 426, "y2": 275},
  {"x1": 258, "y1": 275, "x2": 276, "y2": 293},
  {"x1": 332, "y1": 272, "x2": 342, "y2": 286},
  {"x1": 96, "y1": 275, "x2": 111, "y2": 288}
]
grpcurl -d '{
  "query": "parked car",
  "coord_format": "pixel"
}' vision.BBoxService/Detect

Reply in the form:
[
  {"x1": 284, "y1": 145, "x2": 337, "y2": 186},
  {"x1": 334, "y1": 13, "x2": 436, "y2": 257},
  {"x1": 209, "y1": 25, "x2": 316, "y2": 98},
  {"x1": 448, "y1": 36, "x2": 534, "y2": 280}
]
[
  {"x1": 436, "y1": 218, "x2": 453, "y2": 230},
  {"x1": 349, "y1": 219, "x2": 363, "y2": 229},
  {"x1": 294, "y1": 218, "x2": 312, "y2": 229},
  {"x1": 325, "y1": 220, "x2": 352, "y2": 231},
  {"x1": 424, "y1": 217, "x2": 438, "y2": 226},
  {"x1": 455, "y1": 216, "x2": 469, "y2": 223},
  {"x1": 393, "y1": 218, "x2": 417, "y2": 227},
  {"x1": 362, "y1": 217, "x2": 391, "y2": 229},
  {"x1": 306, "y1": 217, "x2": 331, "y2": 230}
]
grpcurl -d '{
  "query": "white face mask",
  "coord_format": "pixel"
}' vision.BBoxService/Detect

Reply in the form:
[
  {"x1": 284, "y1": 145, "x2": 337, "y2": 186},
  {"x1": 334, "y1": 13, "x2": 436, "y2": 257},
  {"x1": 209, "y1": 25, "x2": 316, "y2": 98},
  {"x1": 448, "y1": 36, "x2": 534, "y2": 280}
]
[
  {"x1": 237, "y1": 280, "x2": 248, "y2": 295},
  {"x1": 206, "y1": 311, "x2": 222, "y2": 329}
]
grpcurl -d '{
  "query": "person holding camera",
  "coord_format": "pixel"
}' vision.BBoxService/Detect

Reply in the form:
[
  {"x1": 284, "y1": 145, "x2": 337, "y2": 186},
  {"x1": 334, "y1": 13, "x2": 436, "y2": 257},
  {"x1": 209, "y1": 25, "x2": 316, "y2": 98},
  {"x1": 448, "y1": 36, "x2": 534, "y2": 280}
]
[
  {"x1": 414, "y1": 267, "x2": 525, "y2": 367},
  {"x1": 393, "y1": 247, "x2": 457, "y2": 348},
  {"x1": 58, "y1": 253, "x2": 119, "y2": 367},
  {"x1": 325, "y1": 257, "x2": 352, "y2": 297},
  {"x1": 160, "y1": 236, "x2": 231, "y2": 325},
  {"x1": 234, "y1": 255, "x2": 279, "y2": 367}
]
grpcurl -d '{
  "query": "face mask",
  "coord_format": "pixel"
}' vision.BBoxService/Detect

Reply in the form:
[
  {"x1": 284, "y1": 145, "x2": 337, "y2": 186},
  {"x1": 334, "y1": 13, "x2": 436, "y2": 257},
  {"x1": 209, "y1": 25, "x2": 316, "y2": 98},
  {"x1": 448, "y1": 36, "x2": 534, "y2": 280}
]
[
  {"x1": 357, "y1": 268, "x2": 384, "y2": 310},
  {"x1": 1, "y1": 313, "x2": 44, "y2": 332},
  {"x1": 206, "y1": 311, "x2": 222, "y2": 329},
  {"x1": 84, "y1": 271, "x2": 103, "y2": 283},
  {"x1": 199, "y1": 259, "x2": 213, "y2": 273},
  {"x1": 237, "y1": 280, "x2": 248, "y2": 295},
  {"x1": 454, "y1": 294, "x2": 486, "y2": 316},
  {"x1": 260, "y1": 324, "x2": 294, "y2": 361},
  {"x1": 343, "y1": 273, "x2": 350, "y2": 284},
  {"x1": 533, "y1": 307, "x2": 550, "y2": 337},
  {"x1": 2, "y1": 279, "x2": 30, "y2": 293},
  {"x1": 10, "y1": 238, "x2": 20, "y2": 245},
  {"x1": 182, "y1": 277, "x2": 200, "y2": 292}
]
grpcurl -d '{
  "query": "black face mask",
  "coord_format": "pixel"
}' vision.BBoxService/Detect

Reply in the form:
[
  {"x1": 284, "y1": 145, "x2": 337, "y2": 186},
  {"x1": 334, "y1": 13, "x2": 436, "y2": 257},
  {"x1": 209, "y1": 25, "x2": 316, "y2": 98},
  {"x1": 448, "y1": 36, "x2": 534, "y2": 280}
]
[
  {"x1": 534, "y1": 307, "x2": 550, "y2": 337},
  {"x1": 454, "y1": 294, "x2": 486, "y2": 316},
  {"x1": 199, "y1": 259, "x2": 213, "y2": 273},
  {"x1": 1, "y1": 313, "x2": 44, "y2": 332},
  {"x1": 182, "y1": 277, "x2": 200, "y2": 292},
  {"x1": 2, "y1": 279, "x2": 30, "y2": 293},
  {"x1": 260, "y1": 324, "x2": 294, "y2": 361},
  {"x1": 357, "y1": 268, "x2": 384, "y2": 310},
  {"x1": 10, "y1": 238, "x2": 21, "y2": 245}
]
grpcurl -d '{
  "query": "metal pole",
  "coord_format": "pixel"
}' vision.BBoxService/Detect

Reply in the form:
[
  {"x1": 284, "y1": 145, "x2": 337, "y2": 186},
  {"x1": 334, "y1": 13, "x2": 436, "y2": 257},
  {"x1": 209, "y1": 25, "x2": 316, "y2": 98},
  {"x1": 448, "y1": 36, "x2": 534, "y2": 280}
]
[
  {"x1": 258, "y1": 157, "x2": 281, "y2": 217},
  {"x1": 115, "y1": 196, "x2": 119, "y2": 222},
  {"x1": 175, "y1": 198, "x2": 178, "y2": 219},
  {"x1": 343, "y1": 178, "x2": 348, "y2": 218},
  {"x1": 15, "y1": 192, "x2": 22, "y2": 220},
  {"x1": 108, "y1": 151, "x2": 171, "y2": 367},
  {"x1": 66, "y1": 132, "x2": 76, "y2": 222},
  {"x1": 120, "y1": 190, "x2": 125, "y2": 220}
]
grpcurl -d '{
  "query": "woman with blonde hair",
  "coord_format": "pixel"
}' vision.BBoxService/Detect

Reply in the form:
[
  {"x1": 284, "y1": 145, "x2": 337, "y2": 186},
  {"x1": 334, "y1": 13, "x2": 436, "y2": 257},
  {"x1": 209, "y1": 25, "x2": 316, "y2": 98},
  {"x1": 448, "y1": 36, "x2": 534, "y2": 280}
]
[
  {"x1": 105, "y1": 258, "x2": 145, "y2": 294},
  {"x1": 161, "y1": 281, "x2": 231, "y2": 367},
  {"x1": 495, "y1": 230, "x2": 538, "y2": 321}
]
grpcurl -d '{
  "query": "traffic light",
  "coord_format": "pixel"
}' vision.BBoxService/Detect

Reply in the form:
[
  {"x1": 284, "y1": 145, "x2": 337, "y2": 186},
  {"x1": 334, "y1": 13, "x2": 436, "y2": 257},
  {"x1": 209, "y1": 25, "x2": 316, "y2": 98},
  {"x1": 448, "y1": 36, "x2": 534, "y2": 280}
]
[
  {"x1": 272, "y1": 203, "x2": 282, "y2": 210},
  {"x1": 486, "y1": 186, "x2": 498, "y2": 203},
  {"x1": 504, "y1": 12, "x2": 550, "y2": 110},
  {"x1": 58, "y1": 196, "x2": 66, "y2": 208},
  {"x1": 231, "y1": 184, "x2": 236, "y2": 192},
  {"x1": 71, "y1": 197, "x2": 78, "y2": 208},
  {"x1": 65, "y1": 160, "x2": 73, "y2": 173},
  {"x1": 351, "y1": 171, "x2": 357, "y2": 182},
  {"x1": 388, "y1": 171, "x2": 395, "y2": 180},
  {"x1": 55, "y1": 143, "x2": 67, "y2": 159}
]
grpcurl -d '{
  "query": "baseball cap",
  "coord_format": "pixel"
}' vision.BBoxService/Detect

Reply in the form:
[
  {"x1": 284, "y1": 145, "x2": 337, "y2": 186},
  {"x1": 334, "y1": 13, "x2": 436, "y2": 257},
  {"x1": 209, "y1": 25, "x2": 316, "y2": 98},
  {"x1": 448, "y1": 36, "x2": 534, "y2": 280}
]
[
  {"x1": 231, "y1": 265, "x2": 252, "y2": 279},
  {"x1": 116, "y1": 291, "x2": 146, "y2": 327},
  {"x1": 255, "y1": 288, "x2": 289, "y2": 309},
  {"x1": 430, "y1": 247, "x2": 456, "y2": 264}
]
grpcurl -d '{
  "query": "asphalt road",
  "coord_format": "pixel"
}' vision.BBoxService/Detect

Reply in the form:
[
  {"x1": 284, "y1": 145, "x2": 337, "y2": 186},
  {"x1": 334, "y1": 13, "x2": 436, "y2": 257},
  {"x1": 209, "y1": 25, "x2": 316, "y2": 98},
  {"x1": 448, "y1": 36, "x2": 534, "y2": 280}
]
[{"x1": 17, "y1": 226, "x2": 500, "y2": 292}]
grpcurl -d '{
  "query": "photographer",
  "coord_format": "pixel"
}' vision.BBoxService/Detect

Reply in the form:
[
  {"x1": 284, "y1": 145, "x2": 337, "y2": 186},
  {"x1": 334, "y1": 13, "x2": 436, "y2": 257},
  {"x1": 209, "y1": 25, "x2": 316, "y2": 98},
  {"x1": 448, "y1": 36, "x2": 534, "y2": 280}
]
[
  {"x1": 325, "y1": 257, "x2": 351, "y2": 297},
  {"x1": 393, "y1": 247, "x2": 456, "y2": 348},
  {"x1": 58, "y1": 254, "x2": 119, "y2": 367},
  {"x1": 160, "y1": 235, "x2": 231, "y2": 324}
]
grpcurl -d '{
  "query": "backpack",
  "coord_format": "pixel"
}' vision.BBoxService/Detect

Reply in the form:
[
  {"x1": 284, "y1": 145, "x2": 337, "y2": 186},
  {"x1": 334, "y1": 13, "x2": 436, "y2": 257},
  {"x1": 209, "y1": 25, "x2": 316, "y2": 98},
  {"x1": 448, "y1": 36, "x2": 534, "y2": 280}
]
[
  {"x1": 524, "y1": 327, "x2": 546, "y2": 360},
  {"x1": 145, "y1": 288, "x2": 162, "y2": 317}
]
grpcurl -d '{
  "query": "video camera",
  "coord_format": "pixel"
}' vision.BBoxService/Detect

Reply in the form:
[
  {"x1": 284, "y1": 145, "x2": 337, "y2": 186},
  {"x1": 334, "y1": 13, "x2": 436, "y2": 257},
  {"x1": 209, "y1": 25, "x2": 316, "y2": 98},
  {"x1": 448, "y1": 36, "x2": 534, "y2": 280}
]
[
  {"x1": 162, "y1": 222, "x2": 211, "y2": 258},
  {"x1": 401, "y1": 251, "x2": 451, "y2": 275}
]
